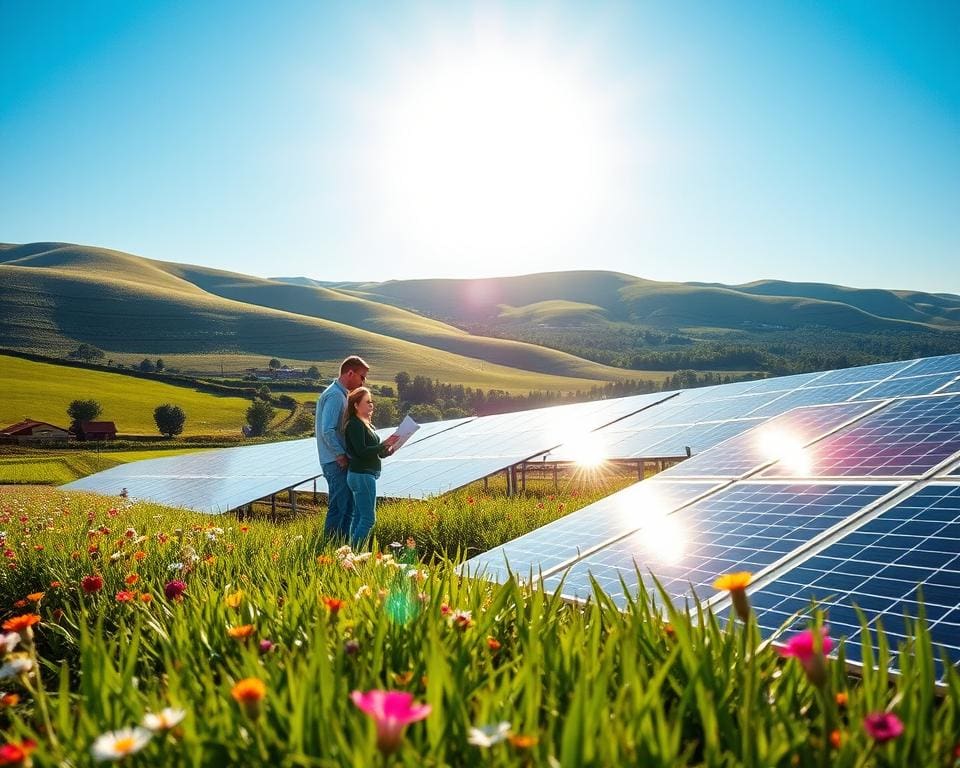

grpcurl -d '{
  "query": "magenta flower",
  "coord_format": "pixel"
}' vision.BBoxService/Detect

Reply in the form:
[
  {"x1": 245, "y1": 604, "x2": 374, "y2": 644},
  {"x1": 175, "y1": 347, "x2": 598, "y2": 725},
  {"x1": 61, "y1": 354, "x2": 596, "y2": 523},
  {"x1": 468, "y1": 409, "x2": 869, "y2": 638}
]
[
  {"x1": 863, "y1": 712, "x2": 904, "y2": 743},
  {"x1": 351, "y1": 689, "x2": 431, "y2": 754},
  {"x1": 163, "y1": 579, "x2": 187, "y2": 601},
  {"x1": 778, "y1": 627, "x2": 833, "y2": 687}
]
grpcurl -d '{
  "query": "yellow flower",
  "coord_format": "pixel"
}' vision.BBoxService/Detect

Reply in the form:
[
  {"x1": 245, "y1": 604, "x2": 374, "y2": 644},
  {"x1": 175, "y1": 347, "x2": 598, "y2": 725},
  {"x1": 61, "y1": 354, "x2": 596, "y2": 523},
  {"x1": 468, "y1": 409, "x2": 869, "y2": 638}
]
[
  {"x1": 225, "y1": 590, "x2": 243, "y2": 609},
  {"x1": 227, "y1": 624, "x2": 255, "y2": 640},
  {"x1": 713, "y1": 571, "x2": 753, "y2": 622}
]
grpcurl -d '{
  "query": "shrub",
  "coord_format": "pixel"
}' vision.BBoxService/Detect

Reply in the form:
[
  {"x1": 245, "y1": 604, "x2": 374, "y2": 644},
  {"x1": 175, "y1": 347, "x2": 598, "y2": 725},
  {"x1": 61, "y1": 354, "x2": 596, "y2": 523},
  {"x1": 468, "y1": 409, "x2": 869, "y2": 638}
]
[
  {"x1": 153, "y1": 404, "x2": 186, "y2": 438},
  {"x1": 66, "y1": 398, "x2": 102, "y2": 425},
  {"x1": 245, "y1": 400, "x2": 275, "y2": 436}
]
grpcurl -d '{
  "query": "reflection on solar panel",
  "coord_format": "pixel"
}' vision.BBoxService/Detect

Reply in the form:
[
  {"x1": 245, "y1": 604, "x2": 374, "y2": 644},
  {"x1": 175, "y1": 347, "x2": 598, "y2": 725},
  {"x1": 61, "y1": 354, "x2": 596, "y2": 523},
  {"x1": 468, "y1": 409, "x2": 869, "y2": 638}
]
[
  {"x1": 853, "y1": 373, "x2": 959, "y2": 400},
  {"x1": 762, "y1": 394, "x2": 960, "y2": 478},
  {"x1": 465, "y1": 481, "x2": 721, "y2": 583},
  {"x1": 748, "y1": 482, "x2": 960, "y2": 676},
  {"x1": 896, "y1": 354, "x2": 960, "y2": 377},
  {"x1": 939, "y1": 378, "x2": 960, "y2": 394},
  {"x1": 736, "y1": 372, "x2": 825, "y2": 394},
  {"x1": 663, "y1": 401, "x2": 884, "y2": 479},
  {"x1": 744, "y1": 383, "x2": 868, "y2": 419},
  {"x1": 63, "y1": 439, "x2": 321, "y2": 514},
  {"x1": 800, "y1": 360, "x2": 913, "y2": 386},
  {"x1": 537, "y1": 483, "x2": 898, "y2": 608}
]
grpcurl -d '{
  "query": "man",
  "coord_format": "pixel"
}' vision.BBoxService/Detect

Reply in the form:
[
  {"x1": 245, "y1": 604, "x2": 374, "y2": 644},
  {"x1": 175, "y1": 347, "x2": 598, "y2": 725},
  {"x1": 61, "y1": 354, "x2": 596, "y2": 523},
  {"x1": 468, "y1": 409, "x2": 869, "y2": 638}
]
[{"x1": 316, "y1": 355, "x2": 369, "y2": 540}]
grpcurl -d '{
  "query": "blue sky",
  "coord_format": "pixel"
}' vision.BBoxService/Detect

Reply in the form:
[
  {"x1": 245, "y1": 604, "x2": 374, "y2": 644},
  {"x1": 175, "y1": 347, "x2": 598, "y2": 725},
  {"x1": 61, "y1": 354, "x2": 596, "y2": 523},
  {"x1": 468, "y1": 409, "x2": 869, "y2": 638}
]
[{"x1": 2, "y1": 0, "x2": 958, "y2": 293}]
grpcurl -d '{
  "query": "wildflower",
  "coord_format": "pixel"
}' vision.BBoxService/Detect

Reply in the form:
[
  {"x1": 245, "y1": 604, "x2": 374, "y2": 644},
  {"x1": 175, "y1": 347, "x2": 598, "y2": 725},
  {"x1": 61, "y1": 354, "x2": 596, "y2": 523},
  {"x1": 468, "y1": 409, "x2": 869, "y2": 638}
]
[
  {"x1": 49, "y1": 581, "x2": 61, "y2": 589},
  {"x1": 166, "y1": 562, "x2": 183, "y2": 572},
  {"x1": 351, "y1": 689, "x2": 431, "y2": 755},
  {"x1": 713, "y1": 571, "x2": 753, "y2": 622},
  {"x1": 90, "y1": 727, "x2": 152, "y2": 762},
  {"x1": 835, "y1": 691, "x2": 848, "y2": 708},
  {"x1": 0, "y1": 739, "x2": 36, "y2": 766},
  {"x1": 133, "y1": 551, "x2": 147, "y2": 561},
  {"x1": 344, "y1": 639, "x2": 360, "y2": 657},
  {"x1": 231, "y1": 678, "x2": 266, "y2": 719},
  {"x1": 354, "y1": 585, "x2": 371, "y2": 600},
  {"x1": 115, "y1": 591, "x2": 136, "y2": 603},
  {"x1": 227, "y1": 624, "x2": 255, "y2": 640},
  {"x1": 164, "y1": 580, "x2": 187, "y2": 601},
  {"x1": 0, "y1": 633, "x2": 20, "y2": 654},
  {"x1": 829, "y1": 729, "x2": 842, "y2": 749},
  {"x1": 1, "y1": 615, "x2": 39, "y2": 634},
  {"x1": 451, "y1": 609, "x2": 473, "y2": 630},
  {"x1": 863, "y1": 712, "x2": 904, "y2": 744},
  {"x1": 81, "y1": 574, "x2": 104, "y2": 594},
  {"x1": 140, "y1": 593, "x2": 153, "y2": 603},
  {"x1": 486, "y1": 636, "x2": 502, "y2": 651},
  {"x1": 1, "y1": 692, "x2": 20, "y2": 707},
  {"x1": 258, "y1": 639, "x2": 274, "y2": 654},
  {"x1": 225, "y1": 590, "x2": 243, "y2": 609},
  {"x1": 25, "y1": 592, "x2": 43, "y2": 603},
  {"x1": 778, "y1": 627, "x2": 833, "y2": 687},
  {"x1": 336, "y1": 545, "x2": 353, "y2": 557},
  {"x1": 508, "y1": 734, "x2": 538, "y2": 749},
  {"x1": 468, "y1": 721, "x2": 512, "y2": 747},
  {"x1": 124, "y1": 573, "x2": 139, "y2": 586},
  {"x1": 322, "y1": 596, "x2": 345, "y2": 614},
  {"x1": 142, "y1": 707, "x2": 186, "y2": 732},
  {"x1": 393, "y1": 671, "x2": 414, "y2": 686},
  {"x1": 316, "y1": 554, "x2": 333, "y2": 565}
]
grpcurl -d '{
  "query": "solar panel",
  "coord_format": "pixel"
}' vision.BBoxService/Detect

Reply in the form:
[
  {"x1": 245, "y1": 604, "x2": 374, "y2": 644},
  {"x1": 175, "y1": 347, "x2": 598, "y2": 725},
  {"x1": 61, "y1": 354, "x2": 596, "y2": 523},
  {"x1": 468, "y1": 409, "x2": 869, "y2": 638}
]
[
  {"x1": 938, "y1": 378, "x2": 960, "y2": 394},
  {"x1": 637, "y1": 419, "x2": 762, "y2": 460},
  {"x1": 539, "y1": 482, "x2": 899, "y2": 608},
  {"x1": 895, "y1": 354, "x2": 960, "y2": 377},
  {"x1": 852, "y1": 373, "x2": 960, "y2": 400},
  {"x1": 762, "y1": 394, "x2": 960, "y2": 478},
  {"x1": 747, "y1": 482, "x2": 960, "y2": 676},
  {"x1": 63, "y1": 438, "x2": 322, "y2": 514},
  {"x1": 744, "y1": 382, "x2": 868, "y2": 419},
  {"x1": 663, "y1": 401, "x2": 884, "y2": 479},
  {"x1": 799, "y1": 360, "x2": 915, "y2": 386},
  {"x1": 462, "y1": 481, "x2": 721, "y2": 584},
  {"x1": 736, "y1": 371, "x2": 826, "y2": 394}
]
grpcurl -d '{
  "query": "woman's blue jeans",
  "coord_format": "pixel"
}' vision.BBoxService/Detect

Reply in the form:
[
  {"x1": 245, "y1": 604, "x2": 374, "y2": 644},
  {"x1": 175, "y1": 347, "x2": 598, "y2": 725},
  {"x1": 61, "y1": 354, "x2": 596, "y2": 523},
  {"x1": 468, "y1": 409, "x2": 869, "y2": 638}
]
[{"x1": 347, "y1": 470, "x2": 379, "y2": 547}]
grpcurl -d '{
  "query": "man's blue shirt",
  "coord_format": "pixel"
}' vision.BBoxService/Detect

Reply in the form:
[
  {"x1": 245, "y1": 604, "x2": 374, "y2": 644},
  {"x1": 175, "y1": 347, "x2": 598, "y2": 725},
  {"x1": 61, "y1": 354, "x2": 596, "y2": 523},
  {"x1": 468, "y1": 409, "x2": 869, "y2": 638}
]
[{"x1": 316, "y1": 378, "x2": 348, "y2": 464}]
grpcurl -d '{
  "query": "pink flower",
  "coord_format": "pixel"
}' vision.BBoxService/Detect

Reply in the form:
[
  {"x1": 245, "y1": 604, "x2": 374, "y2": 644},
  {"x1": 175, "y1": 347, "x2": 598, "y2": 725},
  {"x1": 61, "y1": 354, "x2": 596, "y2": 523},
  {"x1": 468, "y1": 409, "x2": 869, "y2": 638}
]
[
  {"x1": 778, "y1": 627, "x2": 833, "y2": 687},
  {"x1": 164, "y1": 579, "x2": 187, "y2": 601},
  {"x1": 350, "y1": 689, "x2": 431, "y2": 754},
  {"x1": 863, "y1": 712, "x2": 904, "y2": 743}
]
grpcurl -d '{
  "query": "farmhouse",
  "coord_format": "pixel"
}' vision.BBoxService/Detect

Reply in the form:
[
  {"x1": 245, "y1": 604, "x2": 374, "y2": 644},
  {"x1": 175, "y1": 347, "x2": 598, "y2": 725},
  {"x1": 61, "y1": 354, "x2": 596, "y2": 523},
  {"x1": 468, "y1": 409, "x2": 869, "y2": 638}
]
[
  {"x1": 0, "y1": 418, "x2": 71, "y2": 443},
  {"x1": 71, "y1": 420, "x2": 118, "y2": 441}
]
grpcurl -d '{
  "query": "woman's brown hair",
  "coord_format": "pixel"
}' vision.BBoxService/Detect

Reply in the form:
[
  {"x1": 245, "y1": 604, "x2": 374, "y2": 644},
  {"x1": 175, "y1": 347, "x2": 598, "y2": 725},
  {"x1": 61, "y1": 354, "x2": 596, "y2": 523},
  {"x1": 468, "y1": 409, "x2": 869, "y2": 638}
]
[{"x1": 341, "y1": 386, "x2": 372, "y2": 432}]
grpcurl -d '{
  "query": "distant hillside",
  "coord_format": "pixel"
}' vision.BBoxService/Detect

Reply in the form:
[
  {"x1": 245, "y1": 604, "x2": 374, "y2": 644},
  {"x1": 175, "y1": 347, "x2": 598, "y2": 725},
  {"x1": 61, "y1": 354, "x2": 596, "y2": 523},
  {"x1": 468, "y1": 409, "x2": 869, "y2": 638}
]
[{"x1": 0, "y1": 242, "x2": 628, "y2": 390}]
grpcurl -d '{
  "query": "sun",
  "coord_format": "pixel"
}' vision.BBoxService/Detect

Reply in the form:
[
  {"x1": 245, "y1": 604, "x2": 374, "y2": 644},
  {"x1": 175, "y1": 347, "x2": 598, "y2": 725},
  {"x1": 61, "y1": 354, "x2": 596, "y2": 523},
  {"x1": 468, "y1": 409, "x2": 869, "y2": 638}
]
[{"x1": 371, "y1": 39, "x2": 613, "y2": 270}]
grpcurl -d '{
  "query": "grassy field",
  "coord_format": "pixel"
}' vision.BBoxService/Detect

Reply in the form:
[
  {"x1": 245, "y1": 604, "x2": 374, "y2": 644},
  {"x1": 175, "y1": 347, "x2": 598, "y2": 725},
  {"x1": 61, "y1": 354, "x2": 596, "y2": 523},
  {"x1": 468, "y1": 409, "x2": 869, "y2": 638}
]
[
  {"x1": 0, "y1": 354, "x2": 255, "y2": 436},
  {"x1": 0, "y1": 485, "x2": 955, "y2": 766}
]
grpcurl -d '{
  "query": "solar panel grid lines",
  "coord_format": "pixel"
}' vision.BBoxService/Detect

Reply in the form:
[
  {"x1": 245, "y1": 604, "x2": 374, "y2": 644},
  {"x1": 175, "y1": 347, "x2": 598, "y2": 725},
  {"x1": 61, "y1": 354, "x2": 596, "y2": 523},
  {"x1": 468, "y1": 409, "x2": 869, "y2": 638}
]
[
  {"x1": 797, "y1": 359, "x2": 916, "y2": 387},
  {"x1": 893, "y1": 353, "x2": 960, "y2": 377},
  {"x1": 851, "y1": 372, "x2": 960, "y2": 401},
  {"x1": 661, "y1": 400, "x2": 891, "y2": 481},
  {"x1": 937, "y1": 377, "x2": 960, "y2": 395},
  {"x1": 745, "y1": 480, "x2": 960, "y2": 677},
  {"x1": 539, "y1": 481, "x2": 903, "y2": 609},
  {"x1": 743, "y1": 382, "x2": 876, "y2": 420},
  {"x1": 459, "y1": 480, "x2": 727, "y2": 585},
  {"x1": 760, "y1": 393, "x2": 960, "y2": 480}
]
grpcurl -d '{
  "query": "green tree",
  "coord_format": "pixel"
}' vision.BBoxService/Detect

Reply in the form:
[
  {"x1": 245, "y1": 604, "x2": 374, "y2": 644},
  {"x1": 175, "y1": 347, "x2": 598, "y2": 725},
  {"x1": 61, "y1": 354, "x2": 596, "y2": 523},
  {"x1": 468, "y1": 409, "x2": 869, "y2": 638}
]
[
  {"x1": 245, "y1": 401, "x2": 275, "y2": 437},
  {"x1": 67, "y1": 399, "x2": 102, "y2": 426},
  {"x1": 153, "y1": 404, "x2": 186, "y2": 438},
  {"x1": 139, "y1": 358, "x2": 156, "y2": 373},
  {"x1": 407, "y1": 404, "x2": 442, "y2": 424},
  {"x1": 306, "y1": 365, "x2": 321, "y2": 379},
  {"x1": 155, "y1": 358, "x2": 165, "y2": 372},
  {"x1": 257, "y1": 385, "x2": 272, "y2": 401},
  {"x1": 69, "y1": 344, "x2": 105, "y2": 362},
  {"x1": 268, "y1": 358, "x2": 282, "y2": 370},
  {"x1": 394, "y1": 371, "x2": 411, "y2": 400},
  {"x1": 374, "y1": 398, "x2": 398, "y2": 428}
]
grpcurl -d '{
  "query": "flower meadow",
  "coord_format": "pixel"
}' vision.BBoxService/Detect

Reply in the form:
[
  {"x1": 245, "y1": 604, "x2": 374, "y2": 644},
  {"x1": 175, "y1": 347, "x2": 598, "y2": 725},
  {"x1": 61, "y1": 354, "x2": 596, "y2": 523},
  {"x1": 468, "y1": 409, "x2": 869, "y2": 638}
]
[{"x1": 0, "y1": 487, "x2": 958, "y2": 767}]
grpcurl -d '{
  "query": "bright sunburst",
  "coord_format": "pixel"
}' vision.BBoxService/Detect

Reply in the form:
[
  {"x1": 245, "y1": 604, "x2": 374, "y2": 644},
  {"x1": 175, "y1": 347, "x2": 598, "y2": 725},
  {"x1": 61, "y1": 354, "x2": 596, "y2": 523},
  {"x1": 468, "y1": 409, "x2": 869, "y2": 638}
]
[{"x1": 372, "y1": 36, "x2": 613, "y2": 269}]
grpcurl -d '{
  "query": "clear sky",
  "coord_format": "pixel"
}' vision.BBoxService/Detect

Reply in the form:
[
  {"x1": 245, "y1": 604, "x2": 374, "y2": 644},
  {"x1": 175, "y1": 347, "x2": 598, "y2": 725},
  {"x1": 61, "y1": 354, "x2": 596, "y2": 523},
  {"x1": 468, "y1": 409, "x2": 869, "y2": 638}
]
[{"x1": 2, "y1": 0, "x2": 958, "y2": 293}]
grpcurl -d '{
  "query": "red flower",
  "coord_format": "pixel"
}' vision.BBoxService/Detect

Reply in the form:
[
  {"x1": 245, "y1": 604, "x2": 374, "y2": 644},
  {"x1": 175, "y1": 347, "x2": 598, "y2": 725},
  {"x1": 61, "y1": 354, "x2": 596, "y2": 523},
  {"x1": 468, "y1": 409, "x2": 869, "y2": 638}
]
[
  {"x1": 164, "y1": 579, "x2": 187, "y2": 601},
  {"x1": 863, "y1": 712, "x2": 904, "y2": 743},
  {"x1": 115, "y1": 590, "x2": 136, "y2": 603},
  {"x1": 81, "y1": 574, "x2": 104, "y2": 594},
  {"x1": 0, "y1": 739, "x2": 37, "y2": 765}
]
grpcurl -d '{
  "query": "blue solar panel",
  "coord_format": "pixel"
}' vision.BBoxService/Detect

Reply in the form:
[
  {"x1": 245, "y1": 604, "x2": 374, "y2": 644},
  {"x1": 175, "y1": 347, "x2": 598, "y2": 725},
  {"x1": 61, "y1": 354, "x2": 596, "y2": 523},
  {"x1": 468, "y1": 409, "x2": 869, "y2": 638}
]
[
  {"x1": 539, "y1": 483, "x2": 897, "y2": 608},
  {"x1": 853, "y1": 373, "x2": 959, "y2": 400},
  {"x1": 748, "y1": 482, "x2": 960, "y2": 676},
  {"x1": 663, "y1": 401, "x2": 882, "y2": 479},
  {"x1": 461, "y1": 481, "x2": 720, "y2": 583},
  {"x1": 736, "y1": 372, "x2": 825, "y2": 394},
  {"x1": 641, "y1": 419, "x2": 761, "y2": 461},
  {"x1": 744, "y1": 382, "x2": 868, "y2": 419},
  {"x1": 895, "y1": 354, "x2": 960, "y2": 377},
  {"x1": 940, "y1": 378, "x2": 960, "y2": 394},
  {"x1": 803, "y1": 360, "x2": 914, "y2": 386},
  {"x1": 762, "y1": 394, "x2": 960, "y2": 478}
]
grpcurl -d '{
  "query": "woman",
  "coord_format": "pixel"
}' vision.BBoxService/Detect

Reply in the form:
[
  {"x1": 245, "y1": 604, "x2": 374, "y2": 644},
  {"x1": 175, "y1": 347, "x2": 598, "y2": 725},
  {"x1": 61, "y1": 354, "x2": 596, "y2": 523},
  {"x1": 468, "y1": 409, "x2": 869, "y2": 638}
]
[{"x1": 342, "y1": 387, "x2": 398, "y2": 547}]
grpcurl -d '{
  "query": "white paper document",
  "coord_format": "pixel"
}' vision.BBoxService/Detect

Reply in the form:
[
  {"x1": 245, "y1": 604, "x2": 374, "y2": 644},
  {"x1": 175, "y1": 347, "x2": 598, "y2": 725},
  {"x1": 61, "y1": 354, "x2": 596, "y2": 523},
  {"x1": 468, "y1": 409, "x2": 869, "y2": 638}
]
[{"x1": 389, "y1": 415, "x2": 420, "y2": 450}]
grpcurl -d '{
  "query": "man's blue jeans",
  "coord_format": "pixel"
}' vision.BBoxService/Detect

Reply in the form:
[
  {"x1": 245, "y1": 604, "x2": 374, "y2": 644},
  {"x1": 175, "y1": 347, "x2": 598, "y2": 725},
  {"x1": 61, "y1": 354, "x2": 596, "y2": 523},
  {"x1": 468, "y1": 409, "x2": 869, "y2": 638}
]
[
  {"x1": 347, "y1": 470, "x2": 378, "y2": 547},
  {"x1": 322, "y1": 461, "x2": 353, "y2": 541}
]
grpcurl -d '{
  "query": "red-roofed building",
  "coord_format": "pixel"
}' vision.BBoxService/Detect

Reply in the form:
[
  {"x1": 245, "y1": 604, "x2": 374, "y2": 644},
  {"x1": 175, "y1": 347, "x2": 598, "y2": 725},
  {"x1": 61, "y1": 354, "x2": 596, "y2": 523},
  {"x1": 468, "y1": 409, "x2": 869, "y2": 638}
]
[
  {"x1": 72, "y1": 421, "x2": 118, "y2": 441},
  {"x1": 0, "y1": 419, "x2": 71, "y2": 443}
]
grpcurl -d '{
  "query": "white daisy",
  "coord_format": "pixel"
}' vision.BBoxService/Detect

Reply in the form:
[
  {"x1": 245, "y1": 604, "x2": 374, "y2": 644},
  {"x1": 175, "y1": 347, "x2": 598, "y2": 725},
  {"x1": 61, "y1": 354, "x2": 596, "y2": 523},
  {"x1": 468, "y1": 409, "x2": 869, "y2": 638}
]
[
  {"x1": 468, "y1": 721, "x2": 512, "y2": 747},
  {"x1": 0, "y1": 657, "x2": 33, "y2": 680},
  {"x1": 141, "y1": 707, "x2": 186, "y2": 731},
  {"x1": 1, "y1": 631, "x2": 21, "y2": 653},
  {"x1": 91, "y1": 727, "x2": 152, "y2": 762}
]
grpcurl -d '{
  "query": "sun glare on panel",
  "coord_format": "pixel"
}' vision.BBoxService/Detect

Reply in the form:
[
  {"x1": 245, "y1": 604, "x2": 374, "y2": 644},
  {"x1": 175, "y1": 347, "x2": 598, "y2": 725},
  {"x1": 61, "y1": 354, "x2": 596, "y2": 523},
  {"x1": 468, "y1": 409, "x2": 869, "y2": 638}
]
[
  {"x1": 756, "y1": 427, "x2": 812, "y2": 475},
  {"x1": 612, "y1": 485, "x2": 687, "y2": 565},
  {"x1": 373, "y1": 39, "x2": 613, "y2": 266}
]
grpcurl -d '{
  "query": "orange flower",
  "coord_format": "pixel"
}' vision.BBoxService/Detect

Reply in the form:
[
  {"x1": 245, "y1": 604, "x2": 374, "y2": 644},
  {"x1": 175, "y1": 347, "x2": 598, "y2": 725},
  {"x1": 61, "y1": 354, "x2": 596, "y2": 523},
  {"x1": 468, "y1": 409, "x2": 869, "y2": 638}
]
[
  {"x1": 1, "y1": 692, "x2": 20, "y2": 707},
  {"x1": 2, "y1": 614, "x2": 40, "y2": 632},
  {"x1": 26, "y1": 592, "x2": 44, "y2": 602},
  {"x1": 140, "y1": 593, "x2": 153, "y2": 603},
  {"x1": 115, "y1": 590, "x2": 136, "y2": 603},
  {"x1": 713, "y1": 571, "x2": 753, "y2": 622},
  {"x1": 509, "y1": 734, "x2": 538, "y2": 749},
  {"x1": 829, "y1": 729, "x2": 843, "y2": 749},
  {"x1": 227, "y1": 624, "x2": 256, "y2": 639},
  {"x1": 231, "y1": 677, "x2": 266, "y2": 719},
  {"x1": 835, "y1": 691, "x2": 848, "y2": 708},
  {"x1": 49, "y1": 581, "x2": 62, "y2": 588},
  {"x1": 12, "y1": 599, "x2": 27, "y2": 609},
  {"x1": 225, "y1": 590, "x2": 243, "y2": 609},
  {"x1": 322, "y1": 596, "x2": 345, "y2": 614},
  {"x1": 316, "y1": 555, "x2": 333, "y2": 565},
  {"x1": 486, "y1": 636, "x2": 502, "y2": 651},
  {"x1": 133, "y1": 551, "x2": 147, "y2": 562},
  {"x1": 393, "y1": 671, "x2": 414, "y2": 685},
  {"x1": 124, "y1": 573, "x2": 139, "y2": 586}
]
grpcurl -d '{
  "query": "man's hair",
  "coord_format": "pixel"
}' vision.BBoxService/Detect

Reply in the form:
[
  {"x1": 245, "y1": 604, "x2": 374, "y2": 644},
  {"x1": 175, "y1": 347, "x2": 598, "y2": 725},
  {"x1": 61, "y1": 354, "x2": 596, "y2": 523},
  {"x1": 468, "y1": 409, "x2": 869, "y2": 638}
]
[{"x1": 340, "y1": 355, "x2": 369, "y2": 375}]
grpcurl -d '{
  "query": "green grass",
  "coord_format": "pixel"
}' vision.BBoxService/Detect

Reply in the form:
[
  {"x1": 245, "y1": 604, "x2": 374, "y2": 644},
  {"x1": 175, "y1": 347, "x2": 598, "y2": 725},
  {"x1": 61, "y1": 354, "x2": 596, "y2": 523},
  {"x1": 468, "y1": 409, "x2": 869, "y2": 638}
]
[
  {"x1": 0, "y1": 354, "x2": 255, "y2": 436},
  {"x1": 0, "y1": 448, "x2": 207, "y2": 484},
  {"x1": 0, "y1": 486, "x2": 956, "y2": 766}
]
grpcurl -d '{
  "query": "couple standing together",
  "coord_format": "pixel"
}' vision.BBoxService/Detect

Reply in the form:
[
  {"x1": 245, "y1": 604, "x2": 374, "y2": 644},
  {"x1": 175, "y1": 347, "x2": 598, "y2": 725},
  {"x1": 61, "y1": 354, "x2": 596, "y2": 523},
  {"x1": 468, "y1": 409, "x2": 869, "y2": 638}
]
[{"x1": 315, "y1": 355, "x2": 400, "y2": 546}]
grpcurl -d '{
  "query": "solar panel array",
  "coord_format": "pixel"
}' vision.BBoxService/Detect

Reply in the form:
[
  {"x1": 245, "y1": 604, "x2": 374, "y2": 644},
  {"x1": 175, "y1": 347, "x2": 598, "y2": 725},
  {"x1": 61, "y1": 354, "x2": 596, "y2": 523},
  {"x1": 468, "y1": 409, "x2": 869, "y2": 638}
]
[{"x1": 464, "y1": 352, "x2": 960, "y2": 676}]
